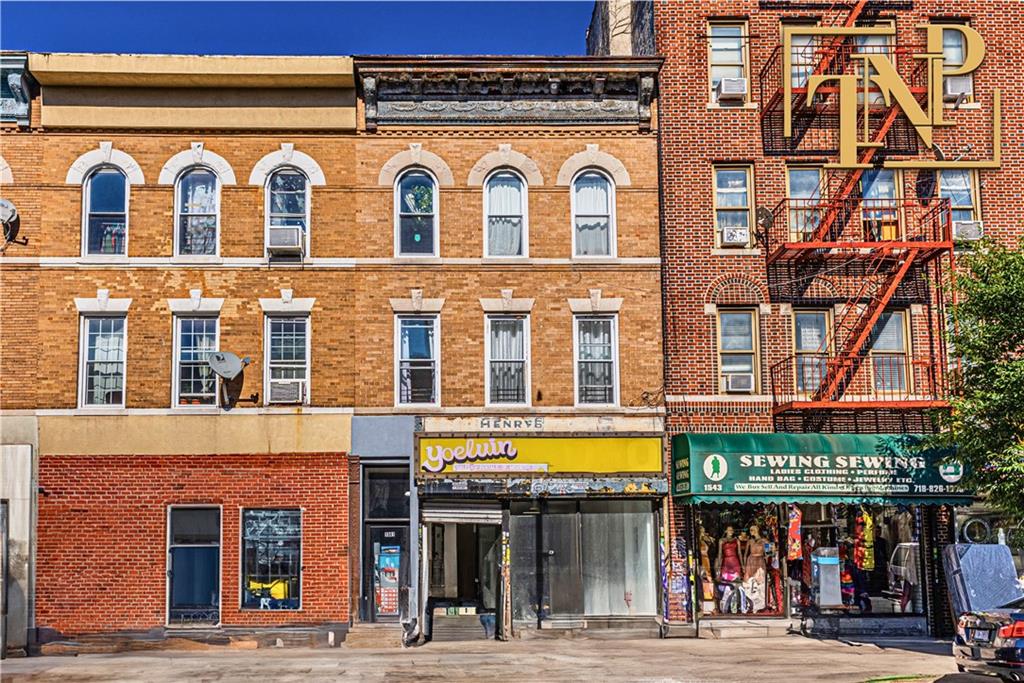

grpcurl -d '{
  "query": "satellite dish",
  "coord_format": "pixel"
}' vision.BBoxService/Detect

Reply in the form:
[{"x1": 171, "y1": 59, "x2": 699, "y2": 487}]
[
  {"x1": 0, "y1": 199, "x2": 17, "y2": 226},
  {"x1": 756, "y1": 206, "x2": 774, "y2": 230},
  {"x1": 208, "y1": 351, "x2": 250, "y2": 380}
]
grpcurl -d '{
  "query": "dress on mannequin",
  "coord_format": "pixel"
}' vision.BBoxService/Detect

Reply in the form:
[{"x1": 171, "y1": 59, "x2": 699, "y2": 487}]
[{"x1": 743, "y1": 527, "x2": 768, "y2": 612}]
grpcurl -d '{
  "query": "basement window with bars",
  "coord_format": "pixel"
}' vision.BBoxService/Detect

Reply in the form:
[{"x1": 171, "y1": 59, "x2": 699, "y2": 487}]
[
  {"x1": 266, "y1": 317, "x2": 309, "y2": 405},
  {"x1": 241, "y1": 509, "x2": 302, "y2": 610}
]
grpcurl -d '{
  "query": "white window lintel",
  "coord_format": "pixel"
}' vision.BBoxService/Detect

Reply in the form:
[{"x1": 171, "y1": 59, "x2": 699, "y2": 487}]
[
  {"x1": 568, "y1": 288, "x2": 622, "y2": 314},
  {"x1": 75, "y1": 289, "x2": 132, "y2": 314},
  {"x1": 390, "y1": 288, "x2": 445, "y2": 313},
  {"x1": 480, "y1": 289, "x2": 534, "y2": 313},
  {"x1": 260, "y1": 289, "x2": 315, "y2": 314},
  {"x1": 167, "y1": 288, "x2": 224, "y2": 314}
]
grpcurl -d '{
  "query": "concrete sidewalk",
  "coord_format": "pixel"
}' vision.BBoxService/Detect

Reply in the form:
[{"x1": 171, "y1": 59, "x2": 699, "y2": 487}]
[{"x1": 0, "y1": 635, "x2": 989, "y2": 683}]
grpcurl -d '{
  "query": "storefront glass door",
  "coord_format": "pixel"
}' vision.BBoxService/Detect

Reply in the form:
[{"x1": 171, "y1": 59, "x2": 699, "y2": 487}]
[
  {"x1": 367, "y1": 526, "x2": 407, "y2": 621},
  {"x1": 542, "y1": 501, "x2": 583, "y2": 621}
]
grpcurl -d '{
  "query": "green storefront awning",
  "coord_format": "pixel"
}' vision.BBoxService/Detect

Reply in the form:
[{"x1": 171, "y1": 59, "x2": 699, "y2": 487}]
[{"x1": 671, "y1": 433, "x2": 972, "y2": 506}]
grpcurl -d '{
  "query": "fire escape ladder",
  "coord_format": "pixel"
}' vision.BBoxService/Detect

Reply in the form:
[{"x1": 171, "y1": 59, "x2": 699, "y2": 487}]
[{"x1": 814, "y1": 248, "x2": 920, "y2": 402}]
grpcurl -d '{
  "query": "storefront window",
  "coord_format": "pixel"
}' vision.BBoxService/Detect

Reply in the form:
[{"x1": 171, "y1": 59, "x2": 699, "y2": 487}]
[
  {"x1": 510, "y1": 499, "x2": 658, "y2": 624},
  {"x1": 791, "y1": 504, "x2": 922, "y2": 616},
  {"x1": 696, "y1": 504, "x2": 785, "y2": 617},
  {"x1": 241, "y1": 509, "x2": 301, "y2": 610}
]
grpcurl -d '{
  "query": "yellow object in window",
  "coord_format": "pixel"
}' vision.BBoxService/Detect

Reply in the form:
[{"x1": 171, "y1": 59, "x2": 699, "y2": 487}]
[{"x1": 248, "y1": 579, "x2": 290, "y2": 600}]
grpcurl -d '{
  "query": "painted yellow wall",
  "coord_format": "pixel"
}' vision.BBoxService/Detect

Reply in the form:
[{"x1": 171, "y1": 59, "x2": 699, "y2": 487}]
[{"x1": 39, "y1": 413, "x2": 352, "y2": 455}]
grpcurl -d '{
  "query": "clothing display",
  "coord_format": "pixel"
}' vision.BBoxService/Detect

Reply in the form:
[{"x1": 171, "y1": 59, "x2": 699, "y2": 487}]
[
  {"x1": 720, "y1": 538, "x2": 742, "y2": 582},
  {"x1": 788, "y1": 505, "x2": 803, "y2": 561}
]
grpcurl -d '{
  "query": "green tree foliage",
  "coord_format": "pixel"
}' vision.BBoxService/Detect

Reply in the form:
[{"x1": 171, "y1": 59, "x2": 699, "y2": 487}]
[{"x1": 935, "y1": 239, "x2": 1024, "y2": 516}]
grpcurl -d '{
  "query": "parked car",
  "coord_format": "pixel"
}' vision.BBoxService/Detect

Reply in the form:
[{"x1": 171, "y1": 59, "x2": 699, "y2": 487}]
[{"x1": 953, "y1": 594, "x2": 1024, "y2": 681}]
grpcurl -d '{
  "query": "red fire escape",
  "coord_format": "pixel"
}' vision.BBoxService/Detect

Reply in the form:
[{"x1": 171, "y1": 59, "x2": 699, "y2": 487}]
[{"x1": 758, "y1": 1, "x2": 955, "y2": 416}]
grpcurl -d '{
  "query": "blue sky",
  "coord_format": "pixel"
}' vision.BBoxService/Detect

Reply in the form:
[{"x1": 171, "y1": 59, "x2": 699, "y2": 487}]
[{"x1": 1, "y1": 1, "x2": 595, "y2": 56}]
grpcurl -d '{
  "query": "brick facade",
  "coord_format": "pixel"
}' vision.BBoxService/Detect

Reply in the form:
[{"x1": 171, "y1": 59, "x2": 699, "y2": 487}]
[
  {"x1": 35, "y1": 453, "x2": 348, "y2": 636},
  {"x1": 652, "y1": 0, "x2": 1024, "y2": 627}
]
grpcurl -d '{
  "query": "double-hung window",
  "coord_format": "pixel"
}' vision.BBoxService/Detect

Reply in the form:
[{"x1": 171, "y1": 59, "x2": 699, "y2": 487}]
[
  {"x1": 939, "y1": 169, "x2": 978, "y2": 224},
  {"x1": 396, "y1": 316, "x2": 439, "y2": 405},
  {"x1": 794, "y1": 310, "x2": 830, "y2": 394},
  {"x1": 714, "y1": 166, "x2": 753, "y2": 247},
  {"x1": 869, "y1": 310, "x2": 909, "y2": 395},
  {"x1": 718, "y1": 310, "x2": 757, "y2": 393},
  {"x1": 486, "y1": 315, "x2": 529, "y2": 405},
  {"x1": 266, "y1": 168, "x2": 309, "y2": 256},
  {"x1": 485, "y1": 171, "x2": 526, "y2": 257},
  {"x1": 174, "y1": 317, "x2": 218, "y2": 407},
  {"x1": 176, "y1": 168, "x2": 219, "y2": 256},
  {"x1": 787, "y1": 167, "x2": 823, "y2": 240},
  {"x1": 79, "y1": 316, "x2": 127, "y2": 407},
  {"x1": 942, "y1": 26, "x2": 974, "y2": 100},
  {"x1": 572, "y1": 170, "x2": 615, "y2": 257},
  {"x1": 790, "y1": 32, "x2": 819, "y2": 89},
  {"x1": 241, "y1": 509, "x2": 302, "y2": 610},
  {"x1": 575, "y1": 315, "x2": 618, "y2": 405},
  {"x1": 708, "y1": 23, "x2": 749, "y2": 103},
  {"x1": 861, "y1": 169, "x2": 901, "y2": 240},
  {"x1": 84, "y1": 168, "x2": 128, "y2": 256},
  {"x1": 265, "y1": 317, "x2": 309, "y2": 404},
  {"x1": 854, "y1": 21, "x2": 894, "y2": 106},
  {"x1": 396, "y1": 170, "x2": 438, "y2": 256}
]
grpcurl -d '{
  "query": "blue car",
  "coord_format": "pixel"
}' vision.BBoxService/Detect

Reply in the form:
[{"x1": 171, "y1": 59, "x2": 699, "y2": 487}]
[{"x1": 954, "y1": 594, "x2": 1024, "y2": 681}]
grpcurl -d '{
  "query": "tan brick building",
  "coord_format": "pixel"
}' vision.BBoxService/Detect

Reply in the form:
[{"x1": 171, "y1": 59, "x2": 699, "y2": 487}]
[
  {"x1": 591, "y1": 0, "x2": 1021, "y2": 639},
  {"x1": 0, "y1": 52, "x2": 664, "y2": 648}
]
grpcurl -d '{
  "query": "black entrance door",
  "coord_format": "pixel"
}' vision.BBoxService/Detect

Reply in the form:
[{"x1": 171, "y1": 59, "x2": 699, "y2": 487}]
[
  {"x1": 365, "y1": 525, "x2": 408, "y2": 622},
  {"x1": 167, "y1": 507, "x2": 220, "y2": 625}
]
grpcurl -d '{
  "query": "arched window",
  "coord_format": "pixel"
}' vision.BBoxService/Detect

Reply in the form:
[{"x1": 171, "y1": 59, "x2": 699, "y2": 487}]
[
  {"x1": 176, "y1": 167, "x2": 219, "y2": 256},
  {"x1": 84, "y1": 167, "x2": 128, "y2": 256},
  {"x1": 395, "y1": 169, "x2": 437, "y2": 257},
  {"x1": 485, "y1": 170, "x2": 527, "y2": 257},
  {"x1": 266, "y1": 168, "x2": 310, "y2": 256},
  {"x1": 572, "y1": 170, "x2": 615, "y2": 257}
]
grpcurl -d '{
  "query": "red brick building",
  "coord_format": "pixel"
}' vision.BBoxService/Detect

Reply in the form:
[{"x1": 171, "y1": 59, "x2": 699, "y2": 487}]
[{"x1": 590, "y1": 0, "x2": 1021, "y2": 637}]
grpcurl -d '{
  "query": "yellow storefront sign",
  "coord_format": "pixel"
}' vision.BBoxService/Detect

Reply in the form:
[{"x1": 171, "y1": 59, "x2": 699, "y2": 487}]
[{"x1": 418, "y1": 436, "x2": 662, "y2": 476}]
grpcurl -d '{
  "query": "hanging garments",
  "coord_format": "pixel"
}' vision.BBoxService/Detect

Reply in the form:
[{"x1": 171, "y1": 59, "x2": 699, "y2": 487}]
[
  {"x1": 788, "y1": 504, "x2": 803, "y2": 561},
  {"x1": 862, "y1": 508, "x2": 876, "y2": 571}
]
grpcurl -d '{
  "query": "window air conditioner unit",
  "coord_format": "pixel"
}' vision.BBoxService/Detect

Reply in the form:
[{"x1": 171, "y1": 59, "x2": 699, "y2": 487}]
[
  {"x1": 267, "y1": 226, "x2": 304, "y2": 256},
  {"x1": 721, "y1": 227, "x2": 751, "y2": 247},
  {"x1": 716, "y1": 78, "x2": 748, "y2": 103},
  {"x1": 943, "y1": 75, "x2": 974, "y2": 102},
  {"x1": 269, "y1": 379, "x2": 305, "y2": 404},
  {"x1": 724, "y1": 372, "x2": 755, "y2": 393},
  {"x1": 952, "y1": 220, "x2": 984, "y2": 242}
]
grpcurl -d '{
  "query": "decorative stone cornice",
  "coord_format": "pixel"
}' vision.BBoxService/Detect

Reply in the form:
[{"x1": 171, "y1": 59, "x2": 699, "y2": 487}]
[
  {"x1": 357, "y1": 57, "x2": 659, "y2": 130},
  {"x1": 467, "y1": 145, "x2": 544, "y2": 186},
  {"x1": 479, "y1": 289, "x2": 534, "y2": 314},
  {"x1": 378, "y1": 144, "x2": 454, "y2": 187},
  {"x1": 66, "y1": 142, "x2": 145, "y2": 185},
  {"x1": 75, "y1": 289, "x2": 132, "y2": 314},
  {"x1": 390, "y1": 288, "x2": 445, "y2": 314},
  {"x1": 249, "y1": 143, "x2": 326, "y2": 186},
  {"x1": 557, "y1": 144, "x2": 630, "y2": 186},
  {"x1": 159, "y1": 142, "x2": 237, "y2": 185},
  {"x1": 1, "y1": 54, "x2": 34, "y2": 127}
]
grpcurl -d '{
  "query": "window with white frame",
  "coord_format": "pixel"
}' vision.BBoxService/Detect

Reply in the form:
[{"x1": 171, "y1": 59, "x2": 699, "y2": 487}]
[
  {"x1": 718, "y1": 309, "x2": 757, "y2": 393},
  {"x1": 869, "y1": 310, "x2": 909, "y2": 394},
  {"x1": 396, "y1": 170, "x2": 437, "y2": 256},
  {"x1": 794, "y1": 310, "x2": 830, "y2": 394},
  {"x1": 176, "y1": 167, "x2": 219, "y2": 256},
  {"x1": 266, "y1": 168, "x2": 309, "y2": 255},
  {"x1": 708, "y1": 22, "x2": 749, "y2": 103},
  {"x1": 485, "y1": 171, "x2": 526, "y2": 257},
  {"x1": 174, "y1": 317, "x2": 218, "y2": 407},
  {"x1": 575, "y1": 315, "x2": 618, "y2": 405},
  {"x1": 487, "y1": 315, "x2": 529, "y2": 405},
  {"x1": 939, "y1": 169, "x2": 978, "y2": 223},
  {"x1": 714, "y1": 166, "x2": 753, "y2": 247},
  {"x1": 397, "y1": 316, "x2": 439, "y2": 405},
  {"x1": 84, "y1": 167, "x2": 128, "y2": 256},
  {"x1": 79, "y1": 316, "x2": 127, "y2": 407},
  {"x1": 266, "y1": 317, "x2": 309, "y2": 404},
  {"x1": 573, "y1": 170, "x2": 614, "y2": 257}
]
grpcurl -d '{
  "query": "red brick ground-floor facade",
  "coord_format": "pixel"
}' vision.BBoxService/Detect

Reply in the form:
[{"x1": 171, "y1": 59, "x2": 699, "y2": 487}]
[{"x1": 35, "y1": 452, "x2": 351, "y2": 638}]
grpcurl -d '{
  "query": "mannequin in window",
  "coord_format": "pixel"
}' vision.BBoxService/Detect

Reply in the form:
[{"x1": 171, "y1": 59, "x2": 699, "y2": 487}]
[
  {"x1": 742, "y1": 524, "x2": 768, "y2": 612},
  {"x1": 716, "y1": 525, "x2": 744, "y2": 613},
  {"x1": 699, "y1": 525, "x2": 715, "y2": 605}
]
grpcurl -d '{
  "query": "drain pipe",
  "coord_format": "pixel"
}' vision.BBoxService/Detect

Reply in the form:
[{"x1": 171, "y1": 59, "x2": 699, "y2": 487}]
[{"x1": 401, "y1": 461, "x2": 420, "y2": 647}]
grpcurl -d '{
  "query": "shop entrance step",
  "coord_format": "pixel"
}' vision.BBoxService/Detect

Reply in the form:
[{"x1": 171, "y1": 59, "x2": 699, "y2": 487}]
[
  {"x1": 699, "y1": 618, "x2": 794, "y2": 639},
  {"x1": 344, "y1": 623, "x2": 404, "y2": 649}
]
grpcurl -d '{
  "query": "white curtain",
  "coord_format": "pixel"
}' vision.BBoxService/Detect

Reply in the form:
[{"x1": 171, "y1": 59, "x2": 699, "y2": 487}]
[
  {"x1": 490, "y1": 318, "x2": 525, "y2": 402},
  {"x1": 574, "y1": 174, "x2": 611, "y2": 256},
  {"x1": 581, "y1": 501, "x2": 656, "y2": 616},
  {"x1": 487, "y1": 174, "x2": 523, "y2": 256}
]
